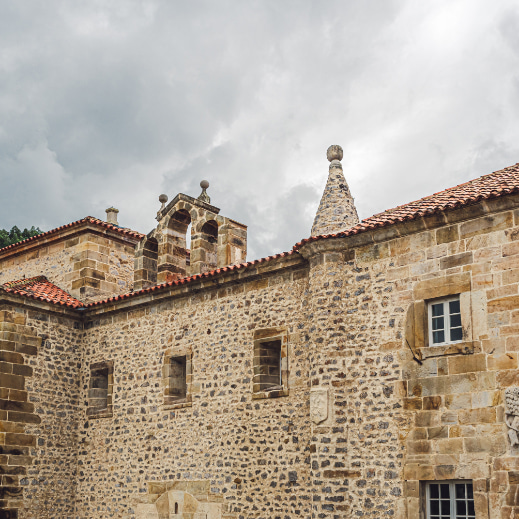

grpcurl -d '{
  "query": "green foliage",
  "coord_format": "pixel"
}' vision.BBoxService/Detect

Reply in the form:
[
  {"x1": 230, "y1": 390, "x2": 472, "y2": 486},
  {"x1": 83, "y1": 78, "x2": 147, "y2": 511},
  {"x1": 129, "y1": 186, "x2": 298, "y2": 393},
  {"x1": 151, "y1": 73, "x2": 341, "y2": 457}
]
[{"x1": 0, "y1": 226, "x2": 42, "y2": 248}]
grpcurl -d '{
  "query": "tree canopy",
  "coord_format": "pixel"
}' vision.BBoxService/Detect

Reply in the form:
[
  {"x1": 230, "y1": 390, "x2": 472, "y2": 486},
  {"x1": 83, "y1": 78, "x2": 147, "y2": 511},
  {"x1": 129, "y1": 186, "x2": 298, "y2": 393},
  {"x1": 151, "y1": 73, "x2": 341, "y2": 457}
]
[{"x1": 0, "y1": 226, "x2": 42, "y2": 248}]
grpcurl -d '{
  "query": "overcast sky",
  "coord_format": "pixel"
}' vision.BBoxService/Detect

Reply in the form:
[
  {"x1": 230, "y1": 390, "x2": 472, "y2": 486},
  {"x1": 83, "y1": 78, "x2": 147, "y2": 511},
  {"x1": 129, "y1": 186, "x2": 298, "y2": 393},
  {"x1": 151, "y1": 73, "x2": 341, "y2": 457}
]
[{"x1": 2, "y1": 1, "x2": 519, "y2": 260}]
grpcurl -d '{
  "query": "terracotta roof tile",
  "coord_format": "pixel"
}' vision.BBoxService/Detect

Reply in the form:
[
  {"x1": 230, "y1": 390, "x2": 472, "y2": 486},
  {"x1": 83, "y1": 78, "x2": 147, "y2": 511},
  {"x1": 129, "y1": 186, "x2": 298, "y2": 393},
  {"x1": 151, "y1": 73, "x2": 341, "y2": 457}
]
[
  {"x1": 2, "y1": 276, "x2": 83, "y2": 308},
  {"x1": 0, "y1": 216, "x2": 145, "y2": 254},
  {"x1": 294, "y1": 162, "x2": 519, "y2": 249}
]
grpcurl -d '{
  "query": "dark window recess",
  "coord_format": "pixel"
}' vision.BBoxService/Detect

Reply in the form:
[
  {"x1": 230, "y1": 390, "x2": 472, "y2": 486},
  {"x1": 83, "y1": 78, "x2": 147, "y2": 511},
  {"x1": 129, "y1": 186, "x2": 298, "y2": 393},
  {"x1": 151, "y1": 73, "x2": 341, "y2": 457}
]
[
  {"x1": 87, "y1": 361, "x2": 113, "y2": 418},
  {"x1": 167, "y1": 355, "x2": 187, "y2": 401},
  {"x1": 254, "y1": 339, "x2": 282, "y2": 392}
]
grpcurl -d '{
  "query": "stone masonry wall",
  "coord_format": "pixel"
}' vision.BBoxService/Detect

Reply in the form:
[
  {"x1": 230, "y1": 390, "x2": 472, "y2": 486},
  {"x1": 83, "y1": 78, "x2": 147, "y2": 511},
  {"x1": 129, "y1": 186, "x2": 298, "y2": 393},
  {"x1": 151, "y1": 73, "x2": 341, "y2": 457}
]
[
  {"x1": 0, "y1": 303, "x2": 81, "y2": 519},
  {"x1": 7, "y1": 196, "x2": 519, "y2": 518},
  {"x1": 75, "y1": 263, "x2": 312, "y2": 519},
  {"x1": 0, "y1": 231, "x2": 137, "y2": 303},
  {"x1": 302, "y1": 197, "x2": 519, "y2": 518}
]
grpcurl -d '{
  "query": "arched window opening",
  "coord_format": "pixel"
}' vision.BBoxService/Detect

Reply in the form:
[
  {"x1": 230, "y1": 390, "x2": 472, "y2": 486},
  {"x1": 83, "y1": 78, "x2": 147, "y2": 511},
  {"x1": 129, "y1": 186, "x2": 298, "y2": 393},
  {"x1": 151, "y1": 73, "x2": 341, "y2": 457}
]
[
  {"x1": 190, "y1": 219, "x2": 218, "y2": 275},
  {"x1": 158, "y1": 209, "x2": 192, "y2": 282},
  {"x1": 186, "y1": 222, "x2": 192, "y2": 268}
]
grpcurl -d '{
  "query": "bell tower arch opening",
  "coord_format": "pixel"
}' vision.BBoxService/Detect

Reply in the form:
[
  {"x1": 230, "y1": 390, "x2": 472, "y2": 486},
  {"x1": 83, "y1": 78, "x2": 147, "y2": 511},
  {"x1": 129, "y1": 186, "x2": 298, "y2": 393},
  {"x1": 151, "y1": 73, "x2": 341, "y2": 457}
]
[
  {"x1": 190, "y1": 219, "x2": 218, "y2": 275},
  {"x1": 157, "y1": 209, "x2": 191, "y2": 283}
]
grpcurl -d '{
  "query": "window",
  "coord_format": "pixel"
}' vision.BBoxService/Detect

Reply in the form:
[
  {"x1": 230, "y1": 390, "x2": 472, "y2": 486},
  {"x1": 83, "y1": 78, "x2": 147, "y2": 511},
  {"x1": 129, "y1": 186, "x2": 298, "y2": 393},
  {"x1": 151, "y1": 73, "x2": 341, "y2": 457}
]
[
  {"x1": 428, "y1": 296, "x2": 462, "y2": 346},
  {"x1": 425, "y1": 481, "x2": 474, "y2": 519},
  {"x1": 255, "y1": 339, "x2": 282, "y2": 391},
  {"x1": 163, "y1": 352, "x2": 192, "y2": 408},
  {"x1": 87, "y1": 361, "x2": 113, "y2": 418},
  {"x1": 252, "y1": 327, "x2": 288, "y2": 399},
  {"x1": 167, "y1": 355, "x2": 187, "y2": 399}
]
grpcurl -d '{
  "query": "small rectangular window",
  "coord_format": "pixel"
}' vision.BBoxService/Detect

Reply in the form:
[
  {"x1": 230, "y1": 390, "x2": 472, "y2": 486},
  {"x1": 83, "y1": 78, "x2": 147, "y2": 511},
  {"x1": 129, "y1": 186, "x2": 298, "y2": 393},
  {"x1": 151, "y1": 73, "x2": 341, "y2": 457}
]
[
  {"x1": 425, "y1": 481, "x2": 474, "y2": 519},
  {"x1": 428, "y1": 296, "x2": 463, "y2": 346},
  {"x1": 168, "y1": 355, "x2": 187, "y2": 399},
  {"x1": 163, "y1": 352, "x2": 192, "y2": 407},
  {"x1": 87, "y1": 361, "x2": 113, "y2": 418},
  {"x1": 255, "y1": 339, "x2": 282, "y2": 391},
  {"x1": 252, "y1": 328, "x2": 288, "y2": 399}
]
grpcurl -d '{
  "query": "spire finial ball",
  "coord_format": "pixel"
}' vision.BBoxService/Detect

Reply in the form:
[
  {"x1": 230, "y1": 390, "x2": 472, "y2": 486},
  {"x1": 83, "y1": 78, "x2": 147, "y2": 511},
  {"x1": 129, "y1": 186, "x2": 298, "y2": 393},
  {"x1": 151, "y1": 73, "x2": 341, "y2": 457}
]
[
  {"x1": 327, "y1": 145, "x2": 343, "y2": 162},
  {"x1": 200, "y1": 180, "x2": 209, "y2": 189},
  {"x1": 159, "y1": 194, "x2": 168, "y2": 204}
]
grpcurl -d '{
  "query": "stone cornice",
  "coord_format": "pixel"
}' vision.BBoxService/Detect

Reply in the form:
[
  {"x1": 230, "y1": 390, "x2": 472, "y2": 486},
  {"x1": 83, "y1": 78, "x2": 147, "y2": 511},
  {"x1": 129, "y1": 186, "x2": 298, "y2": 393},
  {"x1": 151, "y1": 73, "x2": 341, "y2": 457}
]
[{"x1": 298, "y1": 193, "x2": 519, "y2": 260}]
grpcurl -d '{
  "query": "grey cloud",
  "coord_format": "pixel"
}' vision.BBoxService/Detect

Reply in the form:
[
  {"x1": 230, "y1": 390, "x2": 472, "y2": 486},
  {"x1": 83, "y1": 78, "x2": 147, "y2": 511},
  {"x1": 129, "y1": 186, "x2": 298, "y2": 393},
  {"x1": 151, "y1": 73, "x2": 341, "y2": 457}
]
[{"x1": 1, "y1": 1, "x2": 519, "y2": 260}]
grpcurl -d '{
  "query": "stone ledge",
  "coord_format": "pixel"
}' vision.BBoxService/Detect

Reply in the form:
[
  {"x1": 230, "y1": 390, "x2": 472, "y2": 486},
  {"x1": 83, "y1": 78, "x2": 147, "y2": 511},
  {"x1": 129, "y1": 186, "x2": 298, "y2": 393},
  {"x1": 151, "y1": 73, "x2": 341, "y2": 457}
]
[
  {"x1": 419, "y1": 341, "x2": 479, "y2": 359},
  {"x1": 162, "y1": 400, "x2": 193, "y2": 410},
  {"x1": 252, "y1": 388, "x2": 289, "y2": 400}
]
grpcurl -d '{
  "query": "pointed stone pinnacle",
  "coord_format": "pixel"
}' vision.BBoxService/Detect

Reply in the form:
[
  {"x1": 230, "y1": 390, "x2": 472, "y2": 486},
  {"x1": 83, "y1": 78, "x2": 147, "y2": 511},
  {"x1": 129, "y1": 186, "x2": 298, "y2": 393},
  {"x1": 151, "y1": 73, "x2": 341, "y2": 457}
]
[{"x1": 311, "y1": 145, "x2": 359, "y2": 237}]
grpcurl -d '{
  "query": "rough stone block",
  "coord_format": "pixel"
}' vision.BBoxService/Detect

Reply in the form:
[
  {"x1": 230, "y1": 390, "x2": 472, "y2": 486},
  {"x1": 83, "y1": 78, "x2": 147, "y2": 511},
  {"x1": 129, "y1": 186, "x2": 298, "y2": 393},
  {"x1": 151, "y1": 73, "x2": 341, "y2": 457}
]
[{"x1": 448, "y1": 354, "x2": 487, "y2": 375}]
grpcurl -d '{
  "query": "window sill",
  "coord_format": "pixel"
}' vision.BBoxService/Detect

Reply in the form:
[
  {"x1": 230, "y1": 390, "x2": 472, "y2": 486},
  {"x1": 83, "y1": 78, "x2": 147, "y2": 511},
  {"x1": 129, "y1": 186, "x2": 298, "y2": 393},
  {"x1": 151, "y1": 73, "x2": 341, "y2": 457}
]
[
  {"x1": 163, "y1": 396, "x2": 192, "y2": 410},
  {"x1": 418, "y1": 341, "x2": 479, "y2": 359},
  {"x1": 252, "y1": 388, "x2": 289, "y2": 400},
  {"x1": 87, "y1": 407, "x2": 113, "y2": 419}
]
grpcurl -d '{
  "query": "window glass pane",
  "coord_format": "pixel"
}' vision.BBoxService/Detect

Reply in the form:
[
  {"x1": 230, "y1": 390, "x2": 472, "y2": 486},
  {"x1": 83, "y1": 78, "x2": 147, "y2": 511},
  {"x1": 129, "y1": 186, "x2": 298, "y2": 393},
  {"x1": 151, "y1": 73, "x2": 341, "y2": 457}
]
[
  {"x1": 441, "y1": 499, "x2": 450, "y2": 515},
  {"x1": 432, "y1": 316, "x2": 444, "y2": 331},
  {"x1": 467, "y1": 484, "x2": 473, "y2": 499},
  {"x1": 440, "y1": 484, "x2": 449, "y2": 499},
  {"x1": 430, "y1": 484, "x2": 439, "y2": 499},
  {"x1": 450, "y1": 314, "x2": 462, "y2": 328},
  {"x1": 433, "y1": 330, "x2": 445, "y2": 344},
  {"x1": 468, "y1": 499, "x2": 475, "y2": 516},
  {"x1": 432, "y1": 303, "x2": 444, "y2": 317},
  {"x1": 449, "y1": 299, "x2": 460, "y2": 313},
  {"x1": 430, "y1": 500, "x2": 439, "y2": 515},
  {"x1": 455, "y1": 483, "x2": 465, "y2": 498},
  {"x1": 450, "y1": 328, "x2": 463, "y2": 342},
  {"x1": 456, "y1": 500, "x2": 466, "y2": 515}
]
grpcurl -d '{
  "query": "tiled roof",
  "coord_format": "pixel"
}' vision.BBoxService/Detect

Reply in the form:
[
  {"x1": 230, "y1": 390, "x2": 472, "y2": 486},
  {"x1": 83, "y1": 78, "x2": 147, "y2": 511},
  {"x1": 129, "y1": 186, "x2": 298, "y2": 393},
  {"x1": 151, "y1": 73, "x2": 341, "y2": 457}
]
[
  {"x1": 294, "y1": 162, "x2": 519, "y2": 249},
  {"x1": 2, "y1": 276, "x2": 84, "y2": 308},
  {"x1": 0, "y1": 216, "x2": 145, "y2": 254},
  {"x1": 86, "y1": 251, "x2": 296, "y2": 307},
  {"x1": 1, "y1": 252, "x2": 297, "y2": 309}
]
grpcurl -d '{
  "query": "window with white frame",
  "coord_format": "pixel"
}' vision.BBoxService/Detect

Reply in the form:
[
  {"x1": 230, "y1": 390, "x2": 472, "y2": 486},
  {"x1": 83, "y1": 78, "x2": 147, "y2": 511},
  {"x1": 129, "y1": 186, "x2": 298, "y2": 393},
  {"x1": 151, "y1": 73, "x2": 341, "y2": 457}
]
[
  {"x1": 425, "y1": 481, "x2": 474, "y2": 519},
  {"x1": 428, "y1": 296, "x2": 462, "y2": 346}
]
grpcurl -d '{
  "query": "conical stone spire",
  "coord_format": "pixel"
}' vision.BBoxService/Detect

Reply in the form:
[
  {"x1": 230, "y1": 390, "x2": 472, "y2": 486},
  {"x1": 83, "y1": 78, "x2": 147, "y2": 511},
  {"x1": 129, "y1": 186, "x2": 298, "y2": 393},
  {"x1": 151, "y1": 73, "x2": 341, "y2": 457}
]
[{"x1": 311, "y1": 145, "x2": 360, "y2": 236}]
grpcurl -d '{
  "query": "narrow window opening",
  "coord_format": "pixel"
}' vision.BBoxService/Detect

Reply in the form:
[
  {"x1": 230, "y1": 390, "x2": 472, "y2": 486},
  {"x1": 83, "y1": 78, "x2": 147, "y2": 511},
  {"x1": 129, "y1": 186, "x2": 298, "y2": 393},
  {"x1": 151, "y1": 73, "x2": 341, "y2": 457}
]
[
  {"x1": 165, "y1": 355, "x2": 187, "y2": 403},
  {"x1": 174, "y1": 502, "x2": 179, "y2": 514},
  {"x1": 87, "y1": 361, "x2": 113, "y2": 418},
  {"x1": 255, "y1": 339, "x2": 282, "y2": 392}
]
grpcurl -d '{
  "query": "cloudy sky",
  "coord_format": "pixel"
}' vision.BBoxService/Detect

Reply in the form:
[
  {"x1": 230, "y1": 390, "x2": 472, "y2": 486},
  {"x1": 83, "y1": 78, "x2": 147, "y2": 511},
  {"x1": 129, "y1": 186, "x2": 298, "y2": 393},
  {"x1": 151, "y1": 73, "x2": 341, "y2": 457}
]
[{"x1": 2, "y1": 1, "x2": 519, "y2": 260}]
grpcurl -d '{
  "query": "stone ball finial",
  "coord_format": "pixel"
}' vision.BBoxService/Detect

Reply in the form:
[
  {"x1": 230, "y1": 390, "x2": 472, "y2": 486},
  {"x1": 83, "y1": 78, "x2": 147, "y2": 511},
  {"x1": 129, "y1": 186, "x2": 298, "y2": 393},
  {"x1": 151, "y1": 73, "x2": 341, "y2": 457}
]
[
  {"x1": 159, "y1": 194, "x2": 168, "y2": 204},
  {"x1": 200, "y1": 180, "x2": 209, "y2": 189},
  {"x1": 327, "y1": 145, "x2": 343, "y2": 162}
]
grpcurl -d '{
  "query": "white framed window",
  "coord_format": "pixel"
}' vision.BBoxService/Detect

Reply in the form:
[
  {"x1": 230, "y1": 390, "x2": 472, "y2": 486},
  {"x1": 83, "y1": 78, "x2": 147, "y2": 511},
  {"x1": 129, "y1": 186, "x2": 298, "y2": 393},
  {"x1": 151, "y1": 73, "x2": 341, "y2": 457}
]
[
  {"x1": 425, "y1": 481, "x2": 474, "y2": 519},
  {"x1": 428, "y1": 296, "x2": 462, "y2": 346}
]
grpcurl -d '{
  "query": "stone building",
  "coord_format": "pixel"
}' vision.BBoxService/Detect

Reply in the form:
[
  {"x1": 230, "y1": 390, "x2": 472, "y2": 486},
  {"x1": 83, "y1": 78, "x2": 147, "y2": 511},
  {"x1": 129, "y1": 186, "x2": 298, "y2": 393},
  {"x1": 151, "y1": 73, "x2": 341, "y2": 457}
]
[{"x1": 1, "y1": 146, "x2": 519, "y2": 519}]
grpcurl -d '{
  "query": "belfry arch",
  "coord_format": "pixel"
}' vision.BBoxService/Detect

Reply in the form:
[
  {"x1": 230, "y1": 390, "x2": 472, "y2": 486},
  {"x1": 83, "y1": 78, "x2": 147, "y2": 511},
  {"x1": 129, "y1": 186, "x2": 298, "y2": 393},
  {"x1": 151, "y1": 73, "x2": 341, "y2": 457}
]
[
  {"x1": 134, "y1": 183, "x2": 247, "y2": 286},
  {"x1": 191, "y1": 218, "x2": 218, "y2": 274}
]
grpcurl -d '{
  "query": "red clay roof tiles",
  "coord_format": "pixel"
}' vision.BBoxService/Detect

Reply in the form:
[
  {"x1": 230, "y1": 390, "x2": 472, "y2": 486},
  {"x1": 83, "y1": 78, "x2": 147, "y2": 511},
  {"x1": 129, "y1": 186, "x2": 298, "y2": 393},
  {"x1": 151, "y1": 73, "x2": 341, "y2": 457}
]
[
  {"x1": 2, "y1": 276, "x2": 83, "y2": 308},
  {"x1": 86, "y1": 251, "x2": 296, "y2": 307},
  {"x1": 0, "y1": 216, "x2": 145, "y2": 254},
  {"x1": 294, "y1": 162, "x2": 519, "y2": 250}
]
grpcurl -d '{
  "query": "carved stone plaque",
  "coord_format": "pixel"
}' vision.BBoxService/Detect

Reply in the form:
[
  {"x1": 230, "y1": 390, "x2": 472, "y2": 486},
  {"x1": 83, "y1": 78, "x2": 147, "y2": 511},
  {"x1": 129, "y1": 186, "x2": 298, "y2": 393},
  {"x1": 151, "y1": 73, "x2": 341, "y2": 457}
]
[
  {"x1": 310, "y1": 387, "x2": 328, "y2": 425},
  {"x1": 505, "y1": 387, "x2": 519, "y2": 447}
]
